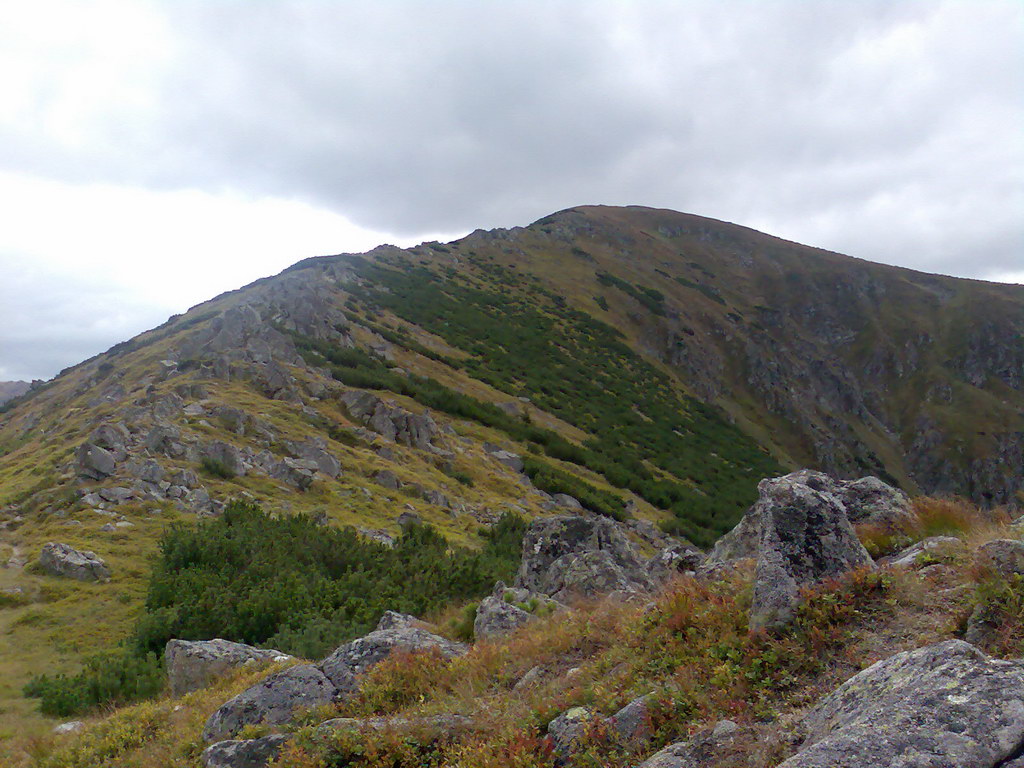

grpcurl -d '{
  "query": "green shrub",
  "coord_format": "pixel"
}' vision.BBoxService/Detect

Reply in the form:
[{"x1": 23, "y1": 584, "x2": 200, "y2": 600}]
[
  {"x1": 23, "y1": 651, "x2": 164, "y2": 717},
  {"x1": 134, "y1": 501, "x2": 527, "y2": 659},
  {"x1": 199, "y1": 456, "x2": 235, "y2": 480},
  {"x1": 523, "y1": 457, "x2": 626, "y2": 520}
]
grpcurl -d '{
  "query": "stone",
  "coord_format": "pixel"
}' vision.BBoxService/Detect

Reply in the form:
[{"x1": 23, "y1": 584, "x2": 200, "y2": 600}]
[
  {"x1": 201, "y1": 734, "x2": 291, "y2": 768},
  {"x1": 779, "y1": 640, "x2": 1024, "y2": 768},
  {"x1": 974, "y1": 538, "x2": 1024, "y2": 579},
  {"x1": 708, "y1": 470, "x2": 910, "y2": 566},
  {"x1": 166, "y1": 638, "x2": 291, "y2": 697},
  {"x1": 75, "y1": 442, "x2": 116, "y2": 480},
  {"x1": 749, "y1": 474, "x2": 874, "y2": 630},
  {"x1": 201, "y1": 441, "x2": 248, "y2": 477},
  {"x1": 485, "y1": 445, "x2": 525, "y2": 473},
  {"x1": 887, "y1": 536, "x2": 965, "y2": 568},
  {"x1": 285, "y1": 438, "x2": 341, "y2": 478},
  {"x1": 39, "y1": 543, "x2": 110, "y2": 581},
  {"x1": 317, "y1": 618, "x2": 468, "y2": 692},
  {"x1": 269, "y1": 458, "x2": 318, "y2": 490},
  {"x1": 543, "y1": 550, "x2": 645, "y2": 602},
  {"x1": 202, "y1": 664, "x2": 338, "y2": 742},
  {"x1": 341, "y1": 390, "x2": 438, "y2": 449},
  {"x1": 473, "y1": 585, "x2": 534, "y2": 640},
  {"x1": 840, "y1": 476, "x2": 914, "y2": 533},
  {"x1": 638, "y1": 720, "x2": 744, "y2": 767},
  {"x1": 374, "y1": 470, "x2": 401, "y2": 490},
  {"x1": 552, "y1": 493, "x2": 583, "y2": 510},
  {"x1": 515, "y1": 515, "x2": 650, "y2": 597},
  {"x1": 609, "y1": 694, "x2": 653, "y2": 744},
  {"x1": 396, "y1": 510, "x2": 421, "y2": 527},
  {"x1": 646, "y1": 542, "x2": 706, "y2": 585},
  {"x1": 53, "y1": 720, "x2": 85, "y2": 735},
  {"x1": 547, "y1": 706, "x2": 599, "y2": 759}
]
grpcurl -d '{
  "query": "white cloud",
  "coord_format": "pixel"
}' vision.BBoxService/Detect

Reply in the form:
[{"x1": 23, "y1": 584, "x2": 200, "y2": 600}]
[{"x1": 0, "y1": 0, "x2": 1020, "y2": 379}]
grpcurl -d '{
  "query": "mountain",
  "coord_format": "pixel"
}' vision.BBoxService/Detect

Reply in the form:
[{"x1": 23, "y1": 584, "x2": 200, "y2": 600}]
[
  {"x1": 0, "y1": 382, "x2": 30, "y2": 407},
  {"x1": 0, "y1": 205, "x2": 1021, "y2": 743}
]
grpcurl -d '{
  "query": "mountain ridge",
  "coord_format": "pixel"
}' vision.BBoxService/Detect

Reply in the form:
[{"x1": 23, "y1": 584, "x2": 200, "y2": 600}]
[{"x1": 0, "y1": 204, "x2": 1021, "y2": 741}]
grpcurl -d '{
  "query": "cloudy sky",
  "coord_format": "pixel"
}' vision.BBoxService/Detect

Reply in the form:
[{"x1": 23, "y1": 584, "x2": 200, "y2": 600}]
[{"x1": 1, "y1": 0, "x2": 1021, "y2": 381}]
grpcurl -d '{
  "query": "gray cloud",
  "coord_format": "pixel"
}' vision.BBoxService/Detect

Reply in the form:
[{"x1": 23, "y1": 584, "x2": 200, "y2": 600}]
[{"x1": 0, "y1": 0, "x2": 1021, "y2": 379}]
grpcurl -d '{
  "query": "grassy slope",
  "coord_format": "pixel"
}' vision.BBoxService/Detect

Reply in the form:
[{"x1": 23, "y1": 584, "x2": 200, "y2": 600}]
[{"x1": 14, "y1": 498, "x2": 1018, "y2": 768}]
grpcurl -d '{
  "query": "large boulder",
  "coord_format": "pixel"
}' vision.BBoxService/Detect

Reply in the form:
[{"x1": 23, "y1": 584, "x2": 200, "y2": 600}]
[
  {"x1": 165, "y1": 639, "x2": 291, "y2": 697},
  {"x1": 974, "y1": 538, "x2": 1024, "y2": 579},
  {"x1": 201, "y1": 734, "x2": 291, "y2": 768},
  {"x1": 201, "y1": 441, "x2": 248, "y2": 477},
  {"x1": 750, "y1": 474, "x2": 873, "y2": 630},
  {"x1": 75, "y1": 442, "x2": 117, "y2": 480},
  {"x1": 202, "y1": 664, "x2": 338, "y2": 742},
  {"x1": 515, "y1": 515, "x2": 650, "y2": 598},
  {"x1": 780, "y1": 640, "x2": 1024, "y2": 767},
  {"x1": 708, "y1": 470, "x2": 909, "y2": 566},
  {"x1": 318, "y1": 613, "x2": 468, "y2": 691},
  {"x1": 39, "y1": 543, "x2": 110, "y2": 581}
]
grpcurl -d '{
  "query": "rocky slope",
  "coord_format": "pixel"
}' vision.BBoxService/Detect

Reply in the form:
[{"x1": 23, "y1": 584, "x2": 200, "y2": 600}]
[{"x1": 0, "y1": 204, "x2": 1021, "y2": 745}]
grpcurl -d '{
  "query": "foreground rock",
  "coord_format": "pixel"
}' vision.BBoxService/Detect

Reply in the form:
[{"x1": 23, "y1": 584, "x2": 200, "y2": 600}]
[
  {"x1": 39, "y1": 542, "x2": 110, "y2": 581},
  {"x1": 202, "y1": 612, "x2": 467, "y2": 741},
  {"x1": 638, "y1": 720, "x2": 745, "y2": 767},
  {"x1": 474, "y1": 584, "x2": 535, "y2": 640},
  {"x1": 318, "y1": 615, "x2": 468, "y2": 691},
  {"x1": 340, "y1": 390, "x2": 438, "y2": 449},
  {"x1": 750, "y1": 474, "x2": 873, "y2": 630},
  {"x1": 708, "y1": 470, "x2": 909, "y2": 566},
  {"x1": 780, "y1": 640, "x2": 1024, "y2": 767},
  {"x1": 515, "y1": 515, "x2": 652, "y2": 600},
  {"x1": 201, "y1": 734, "x2": 291, "y2": 768},
  {"x1": 165, "y1": 638, "x2": 291, "y2": 697},
  {"x1": 202, "y1": 664, "x2": 337, "y2": 742}
]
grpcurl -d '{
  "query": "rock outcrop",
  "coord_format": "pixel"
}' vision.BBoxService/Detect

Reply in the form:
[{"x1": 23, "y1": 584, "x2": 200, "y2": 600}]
[
  {"x1": 638, "y1": 720, "x2": 745, "y2": 767},
  {"x1": 780, "y1": 640, "x2": 1024, "y2": 767},
  {"x1": 202, "y1": 664, "x2": 337, "y2": 743},
  {"x1": 749, "y1": 474, "x2": 873, "y2": 630},
  {"x1": 515, "y1": 515, "x2": 651, "y2": 599},
  {"x1": 165, "y1": 639, "x2": 290, "y2": 697},
  {"x1": 318, "y1": 614, "x2": 468, "y2": 691},
  {"x1": 201, "y1": 734, "x2": 291, "y2": 768},
  {"x1": 708, "y1": 470, "x2": 909, "y2": 567},
  {"x1": 340, "y1": 390, "x2": 438, "y2": 449},
  {"x1": 202, "y1": 612, "x2": 467, "y2": 742},
  {"x1": 38, "y1": 543, "x2": 110, "y2": 581}
]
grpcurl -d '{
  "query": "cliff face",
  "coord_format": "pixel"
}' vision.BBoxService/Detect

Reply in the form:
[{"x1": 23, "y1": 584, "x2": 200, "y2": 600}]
[{"x1": 0, "y1": 381, "x2": 30, "y2": 407}]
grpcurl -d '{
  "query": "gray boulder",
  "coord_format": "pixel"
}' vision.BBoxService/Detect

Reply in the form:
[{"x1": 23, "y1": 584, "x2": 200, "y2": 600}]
[
  {"x1": 39, "y1": 543, "x2": 110, "y2": 581},
  {"x1": 887, "y1": 535, "x2": 965, "y2": 568},
  {"x1": 75, "y1": 442, "x2": 116, "y2": 480},
  {"x1": 647, "y1": 542, "x2": 706, "y2": 586},
  {"x1": 374, "y1": 470, "x2": 401, "y2": 490},
  {"x1": 473, "y1": 584, "x2": 535, "y2": 640},
  {"x1": 201, "y1": 441, "x2": 247, "y2": 477},
  {"x1": 839, "y1": 475, "x2": 913, "y2": 532},
  {"x1": 269, "y1": 457, "x2": 318, "y2": 490},
  {"x1": 202, "y1": 664, "x2": 338, "y2": 742},
  {"x1": 708, "y1": 470, "x2": 908, "y2": 566},
  {"x1": 201, "y1": 734, "x2": 291, "y2": 768},
  {"x1": 544, "y1": 550, "x2": 646, "y2": 602},
  {"x1": 780, "y1": 640, "x2": 1024, "y2": 767},
  {"x1": 285, "y1": 438, "x2": 341, "y2": 479},
  {"x1": 315, "y1": 713, "x2": 475, "y2": 739},
  {"x1": 974, "y1": 538, "x2": 1024, "y2": 579},
  {"x1": 515, "y1": 515, "x2": 650, "y2": 597},
  {"x1": 750, "y1": 474, "x2": 873, "y2": 630},
  {"x1": 165, "y1": 638, "x2": 290, "y2": 697},
  {"x1": 638, "y1": 720, "x2": 743, "y2": 767},
  {"x1": 547, "y1": 706, "x2": 599, "y2": 759},
  {"x1": 341, "y1": 390, "x2": 438, "y2": 449},
  {"x1": 318, "y1": 614, "x2": 468, "y2": 691},
  {"x1": 609, "y1": 694, "x2": 653, "y2": 744}
]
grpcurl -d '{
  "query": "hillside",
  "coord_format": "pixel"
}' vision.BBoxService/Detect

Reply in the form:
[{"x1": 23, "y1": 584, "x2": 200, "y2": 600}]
[
  {"x1": 0, "y1": 383, "x2": 30, "y2": 407},
  {"x1": 0, "y1": 205, "x2": 1022, "y2": 754}
]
